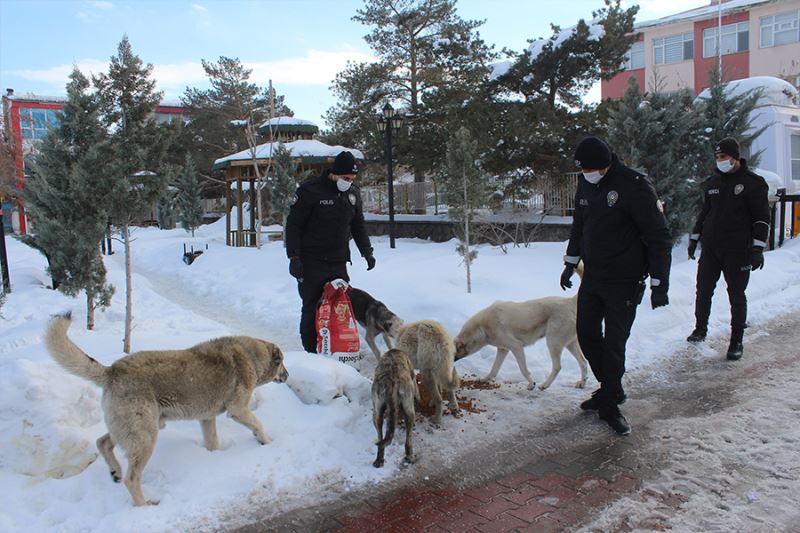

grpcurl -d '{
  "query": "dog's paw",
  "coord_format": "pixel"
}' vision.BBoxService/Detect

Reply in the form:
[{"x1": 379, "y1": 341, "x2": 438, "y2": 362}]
[
  {"x1": 110, "y1": 470, "x2": 121, "y2": 483},
  {"x1": 402, "y1": 455, "x2": 416, "y2": 466},
  {"x1": 372, "y1": 458, "x2": 385, "y2": 468},
  {"x1": 478, "y1": 375, "x2": 494, "y2": 383},
  {"x1": 575, "y1": 379, "x2": 587, "y2": 389},
  {"x1": 531, "y1": 382, "x2": 541, "y2": 390},
  {"x1": 147, "y1": 499, "x2": 160, "y2": 506},
  {"x1": 254, "y1": 432, "x2": 272, "y2": 445}
]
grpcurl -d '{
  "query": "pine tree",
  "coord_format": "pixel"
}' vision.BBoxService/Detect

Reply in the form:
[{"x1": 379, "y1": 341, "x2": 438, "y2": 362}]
[
  {"x1": 94, "y1": 35, "x2": 167, "y2": 352},
  {"x1": 176, "y1": 154, "x2": 204, "y2": 236},
  {"x1": 607, "y1": 76, "x2": 706, "y2": 242},
  {"x1": 157, "y1": 183, "x2": 178, "y2": 230},
  {"x1": 25, "y1": 67, "x2": 114, "y2": 329},
  {"x1": 267, "y1": 142, "x2": 308, "y2": 241},
  {"x1": 444, "y1": 126, "x2": 484, "y2": 293},
  {"x1": 696, "y1": 67, "x2": 768, "y2": 170}
]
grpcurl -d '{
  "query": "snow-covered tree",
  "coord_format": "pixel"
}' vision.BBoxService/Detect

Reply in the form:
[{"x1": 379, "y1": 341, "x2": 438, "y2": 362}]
[
  {"x1": 176, "y1": 155, "x2": 203, "y2": 236},
  {"x1": 157, "y1": 183, "x2": 178, "y2": 230},
  {"x1": 26, "y1": 67, "x2": 114, "y2": 329},
  {"x1": 94, "y1": 35, "x2": 168, "y2": 352},
  {"x1": 607, "y1": 76, "x2": 706, "y2": 242},
  {"x1": 267, "y1": 143, "x2": 308, "y2": 241},
  {"x1": 444, "y1": 126, "x2": 485, "y2": 293}
]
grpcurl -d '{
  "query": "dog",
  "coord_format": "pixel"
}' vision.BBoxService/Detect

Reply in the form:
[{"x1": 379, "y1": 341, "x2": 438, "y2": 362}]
[
  {"x1": 453, "y1": 289, "x2": 588, "y2": 391},
  {"x1": 395, "y1": 320, "x2": 461, "y2": 425},
  {"x1": 349, "y1": 287, "x2": 404, "y2": 359},
  {"x1": 44, "y1": 313, "x2": 289, "y2": 506},
  {"x1": 371, "y1": 348, "x2": 419, "y2": 468}
]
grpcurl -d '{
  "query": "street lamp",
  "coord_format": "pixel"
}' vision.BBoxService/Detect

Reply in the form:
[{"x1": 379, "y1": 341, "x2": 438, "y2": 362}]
[{"x1": 377, "y1": 102, "x2": 404, "y2": 249}]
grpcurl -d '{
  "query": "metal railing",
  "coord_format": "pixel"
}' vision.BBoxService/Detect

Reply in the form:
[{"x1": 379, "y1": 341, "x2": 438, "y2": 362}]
[{"x1": 769, "y1": 188, "x2": 800, "y2": 250}]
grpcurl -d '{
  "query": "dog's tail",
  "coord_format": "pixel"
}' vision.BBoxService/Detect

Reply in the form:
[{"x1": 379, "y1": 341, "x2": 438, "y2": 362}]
[
  {"x1": 377, "y1": 381, "x2": 398, "y2": 448},
  {"x1": 45, "y1": 313, "x2": 109, "y2": 388}
]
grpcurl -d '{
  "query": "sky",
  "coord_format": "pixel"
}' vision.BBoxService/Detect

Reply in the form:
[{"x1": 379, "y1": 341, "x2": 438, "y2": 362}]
[
  {"x1": 0, "y1": 0, "x2": 710, "y2": 130},
  {"x1": 2, "y1": 215, "x2": 800, "y2": 530}
]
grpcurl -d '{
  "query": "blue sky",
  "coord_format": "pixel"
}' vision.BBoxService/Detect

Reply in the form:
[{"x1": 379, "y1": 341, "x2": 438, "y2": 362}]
[{"x1": 0, "y1": 0, "x2": 706, "y2": 128}]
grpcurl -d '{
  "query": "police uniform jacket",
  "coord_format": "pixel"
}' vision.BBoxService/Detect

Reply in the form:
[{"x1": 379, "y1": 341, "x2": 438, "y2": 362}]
[
  {"x1": 690, "y1": 159, "x2": 770, "y2": 252},
  {"x1": 565, "y1": 154, "x2": 672, "y2": 287},
  {"x1": 285, "y1": 170, "x2": 373, "y2": 263}
]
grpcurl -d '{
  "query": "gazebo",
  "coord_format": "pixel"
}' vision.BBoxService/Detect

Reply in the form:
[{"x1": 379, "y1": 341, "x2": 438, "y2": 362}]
[{"x1": 212, "y1": 117, "x2": 364, "y2": 246}]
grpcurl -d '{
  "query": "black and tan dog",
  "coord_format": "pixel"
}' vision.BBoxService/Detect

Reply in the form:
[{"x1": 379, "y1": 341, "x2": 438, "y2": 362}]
[
  {"x1": 44, "y1": 313, "x2": 289, "y2": 506},
  {"x1": 371, "y1": 348, "x2": 419, "y2": 468},
  {"x1": 349, "y1": 287, "x2": 404, "y2": 359}
]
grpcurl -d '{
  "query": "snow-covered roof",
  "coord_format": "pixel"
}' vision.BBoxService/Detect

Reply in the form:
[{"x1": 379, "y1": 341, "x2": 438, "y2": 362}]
[
  {"x1": 695, "y1": 76, "x2": 799, "y2": 107},
  {"x1": 259, "y1": 116, "x2": 317, "y2": 129},
  {"x1": 635, "y1": 0, "x2": 770, "y2": 29},
  {"x1": 257, "y1": 116, "x2": 319, "y2": 136},
  {"x1": 213, "y1": 139, "x2": 364, "y2": 170},
  {"x1": 6, "y1": 93, "x2": 67, "y2": 103}
]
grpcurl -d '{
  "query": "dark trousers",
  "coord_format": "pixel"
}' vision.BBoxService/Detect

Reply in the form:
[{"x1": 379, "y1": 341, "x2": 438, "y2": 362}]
[
  {"x1": 694, "y1": 247, "x2": 750, "y2": 335},
  {"x1": 576, "y1": 280, "x2": 643, "y2": 403},
  {"x1": 297, "y1": 258, "x2": 349, "y2": 353}
]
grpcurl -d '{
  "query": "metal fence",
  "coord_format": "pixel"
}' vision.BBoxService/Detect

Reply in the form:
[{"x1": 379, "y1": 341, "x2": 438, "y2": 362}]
[{"x1": 361, "y1": 173, "x2": 579, "y2": 216}]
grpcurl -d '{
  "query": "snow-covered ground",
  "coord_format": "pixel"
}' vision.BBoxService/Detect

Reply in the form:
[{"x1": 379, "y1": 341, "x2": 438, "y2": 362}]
[{"x1": 2, "y1": 219, "x2": 800, "y2": 532}]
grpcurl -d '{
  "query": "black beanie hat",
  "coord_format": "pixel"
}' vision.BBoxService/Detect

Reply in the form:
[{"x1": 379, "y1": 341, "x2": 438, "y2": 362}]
[
  {"x1": 331, "y1": 151, "x2": 358, "y2": 175},
  {"x1": 714, "y1": 137, "x2": 740, "y2": 160},
  {"x1": 574, "y1": 136, "x2": 612, "y2": 170}
]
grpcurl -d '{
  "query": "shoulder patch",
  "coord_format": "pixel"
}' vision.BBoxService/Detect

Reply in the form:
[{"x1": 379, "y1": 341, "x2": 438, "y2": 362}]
[
  {"x1": 290, "y1": 193, "x2": 299, "y2": 206},
  {"x1": 348, "y1": 193, "x2": 356, "y2": 205},
  {"x1": 656, "y1": 199, "x2": 664, "y2": 213},
  {"x1": 607, "y1": 190, "x2": 619, "y2": 207}
]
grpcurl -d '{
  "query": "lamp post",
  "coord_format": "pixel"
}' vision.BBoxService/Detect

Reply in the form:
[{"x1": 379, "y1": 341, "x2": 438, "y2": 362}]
[{"x1": 377, "y1": 102, "x2": 404, "y2": 249}]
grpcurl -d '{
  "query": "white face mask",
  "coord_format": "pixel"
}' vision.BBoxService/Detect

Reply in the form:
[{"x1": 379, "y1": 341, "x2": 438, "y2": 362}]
[
  {"x1": 582, "y1": 170, "x2": 604, "y2": 184},
  {"x1": 716, "y1": 159, "x2": 734, "y2": 173},
  {"x1": 336, "y1": 178, "x2": 352, "y2": 192}
]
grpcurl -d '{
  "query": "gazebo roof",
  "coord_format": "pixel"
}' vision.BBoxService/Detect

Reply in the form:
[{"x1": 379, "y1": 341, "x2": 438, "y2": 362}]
[
  {"x1": 213, "y1": 139, "x2": 364, "y2": 170},
  {"x1": 257, "y1": 116, "x2": 320, "y2": 136}
]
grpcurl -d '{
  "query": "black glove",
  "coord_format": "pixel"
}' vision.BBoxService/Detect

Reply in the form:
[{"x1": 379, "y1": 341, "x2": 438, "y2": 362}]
[
  {"x1": 688, "y1": 239, "x2": 698, "y2": 260},
  {"x1": 651, "y1": 287, "x2": 669, "y2": 309},
  {"x1": 750, "y1": 247, "x2": 764, "y2": 271},
  {"x1": 289, "y1": 257, "x2": 303, "y2": 279},
  {"x1": 559, "y1": 264, "x2": 575, "y2": 290},
  {"x1": 365, "y1": 255, "x2": 376, "y2": 271}
]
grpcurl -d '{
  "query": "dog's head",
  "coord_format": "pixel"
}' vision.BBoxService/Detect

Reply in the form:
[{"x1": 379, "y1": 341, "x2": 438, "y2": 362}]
[
  {"x1": 256, "y1": 340, "x2": 289, "y2": 385},
  {"x1": 384, "y1": 314, "x2": 404, "y2": 339},
  {"x1": 453, "y1": 337, "x2": 468, "y2": 360}
]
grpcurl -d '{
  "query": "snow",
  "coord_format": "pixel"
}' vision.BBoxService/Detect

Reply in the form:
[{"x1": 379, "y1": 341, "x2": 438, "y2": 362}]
[
  {"x1": 2, "y1": 222, "x2": 800, "y2": 531},
  {"x1": 527, "y1": 19, "x2": 605, "y2": 62},
  {"x1": 213, "y1": 139, "x2": 364, "y2": 167},
  {"x1": 258, "y1": 116, "x2": 318, "y2": 129},
  {"x1": 752, "y1": 167, "x2": 787, "y2": 197},
  {"x1": 636, "y1": 0, "x2": 771, "y2": 29},
  {"x1": 695, "y1": 76, "x2": 800, "y2": 107}
]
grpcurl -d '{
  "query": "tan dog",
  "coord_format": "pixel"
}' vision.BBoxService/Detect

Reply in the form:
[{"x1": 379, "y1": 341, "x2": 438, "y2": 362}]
[
  {"x1": 371, "y1": 349, "x2": 419, "y2": 468},
  {"x1": 44, "y1": 314, "x2": 289, "y2": 506},
  {"x1": 395, "y1": 320, "x2": 461, "y2": 425},
  {"x1": 454, "y1": 292, "x2": 588, "y2": 391}
]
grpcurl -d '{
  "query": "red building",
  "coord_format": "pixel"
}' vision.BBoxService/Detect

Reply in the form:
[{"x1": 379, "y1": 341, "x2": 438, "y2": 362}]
[{"x1": 1, "y1": 89, "x2": 189, "y2": 234}]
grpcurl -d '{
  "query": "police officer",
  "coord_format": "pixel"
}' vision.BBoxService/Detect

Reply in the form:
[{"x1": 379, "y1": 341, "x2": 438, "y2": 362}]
[
  {"x1": 686, "y1": 137, "x2": 770, "y2": 361},
  {"x1": 560, "y1": 136, "x2": 672, "y2": 436},
  {"x1": 286, "y1": 151, "x2": 375, "y2": 353}
]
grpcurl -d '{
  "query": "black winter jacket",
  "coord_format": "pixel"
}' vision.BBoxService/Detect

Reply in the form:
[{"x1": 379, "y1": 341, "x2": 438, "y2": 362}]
[
  {"x1": 690, "y1": 159, "x2": 770, "y2": 252},
  {"x1": 285, "y1": 170, "x2": 373, "y2": 262},
  {"x1": 565, "y1": 155, "x2": 672, "y2": 287}
]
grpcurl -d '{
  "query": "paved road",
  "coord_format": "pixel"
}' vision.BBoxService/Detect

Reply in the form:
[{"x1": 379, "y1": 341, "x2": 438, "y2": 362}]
[{"x1": 230, "y1": 310, "x2": 800, "y2": 533}]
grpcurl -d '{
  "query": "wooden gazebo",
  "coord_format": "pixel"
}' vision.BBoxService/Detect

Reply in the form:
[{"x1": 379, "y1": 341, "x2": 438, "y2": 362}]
[{"x1": 212, "y1": 117, "x2": 364, "y2": 246}]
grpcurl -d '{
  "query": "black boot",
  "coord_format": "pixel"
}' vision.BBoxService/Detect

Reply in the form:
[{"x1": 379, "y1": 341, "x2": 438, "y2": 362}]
[
  {"x1": 726, "y1": 328, "x2": 744, "y2": 360},
  {"x1": 598, "y1": 405, "x2": 631, "y2": 436},
  {"x1": 580, "y1": 387, "x2": 627, "y2": 411},
  {"x1": 687, "y1": 327, "x2": 707, "y2": 343}
]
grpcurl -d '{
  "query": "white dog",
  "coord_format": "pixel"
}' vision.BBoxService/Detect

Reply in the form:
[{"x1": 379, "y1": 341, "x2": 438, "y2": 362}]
[{"x1": 454, "y1": 290, "x2": 588, "y2": 391}]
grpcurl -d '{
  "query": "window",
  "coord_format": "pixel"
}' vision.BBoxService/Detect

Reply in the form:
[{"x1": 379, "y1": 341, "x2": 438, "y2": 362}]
[
  {"x1": 19, "y1": 107, "x2": 60, "y2": 140},
  {"x1": 792, "y1": 134, "x2": 800, "y2": 181},
  {"x1": 653, "y1": 32, "x2": 694, "y2": 64},
  {"x1": 623, "y1": 41, "x2": 645, "y2": 70},
  {"x1": 703, "y1": 22, "x2": 749, "y2": 57},
  {"x1": 760, "y1": 10, "x2": 800, "y2": 47}
]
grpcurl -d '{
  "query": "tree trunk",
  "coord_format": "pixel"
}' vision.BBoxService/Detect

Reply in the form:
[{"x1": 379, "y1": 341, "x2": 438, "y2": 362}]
[
  {"x1": 463, "y1": 165, "x2": 472, "y2": 294},
  {"x1": 86, "y1": 288, "x2": 95, "y2": 331},
  {"x1": 123, "y1": 223, "x2": 133, "y2": 353}
]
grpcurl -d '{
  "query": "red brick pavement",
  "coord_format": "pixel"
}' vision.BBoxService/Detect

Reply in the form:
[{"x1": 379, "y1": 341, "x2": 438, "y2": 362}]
[{"x1": 332, "y1": 469, "x2": 641, "y2": 532}]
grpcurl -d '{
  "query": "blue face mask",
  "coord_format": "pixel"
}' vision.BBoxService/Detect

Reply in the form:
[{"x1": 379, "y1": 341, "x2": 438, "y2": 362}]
[
  {"x1": 336, "y1": 179, "x2": 352, "y2": 192},
  {"x1": 716, "y1": 159, "x2": 734, "y2": 173}
]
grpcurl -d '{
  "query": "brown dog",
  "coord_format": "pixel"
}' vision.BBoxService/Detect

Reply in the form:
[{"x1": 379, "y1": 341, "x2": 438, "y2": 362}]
[
  {"x1": 372, "y1": 348, "x2": 419, "y2": 468},
  {"x1": 44, "y1": 313, "x2": 289, "y2": 506}
]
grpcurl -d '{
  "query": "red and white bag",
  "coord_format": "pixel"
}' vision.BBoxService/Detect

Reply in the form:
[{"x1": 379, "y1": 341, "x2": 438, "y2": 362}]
[{"x1": 316, "y1": 279, "x2": 362, "y2": 365}]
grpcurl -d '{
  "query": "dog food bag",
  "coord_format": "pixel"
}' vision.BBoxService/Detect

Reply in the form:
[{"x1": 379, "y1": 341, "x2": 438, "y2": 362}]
[{"x1": 316, "y1": 279, "x2": 362, "y2": 365}]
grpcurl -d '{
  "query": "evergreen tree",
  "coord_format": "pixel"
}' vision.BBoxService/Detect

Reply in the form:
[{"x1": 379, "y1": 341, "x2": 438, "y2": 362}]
[
  {"x1": 267, "y1": 143, "x2": 309, "y2": 240},
  {"x1": 696, "y1": 67, "x2": 768, "y2": 170},
  {"x1": 157, "y1": 184, "x2": 178, "y2": 230},
  {"x1": 444, "y1": 126, "x2": 484, "y2": 293},
  {"x1": 607, "y1": 76, "x2": 706, "y2": 242},
  {"x1": 176, "y1": 154, "x2": 204, "y2": 236},
  {"x1": 94, "y1": 35, "x2": 168, "y2": 352},
  {"x1": 326, "y1": 0, "x2": 496, "y2": 198},
  {"x1": 25, "y1": 67, "x2": 114, "y2": 329}
]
